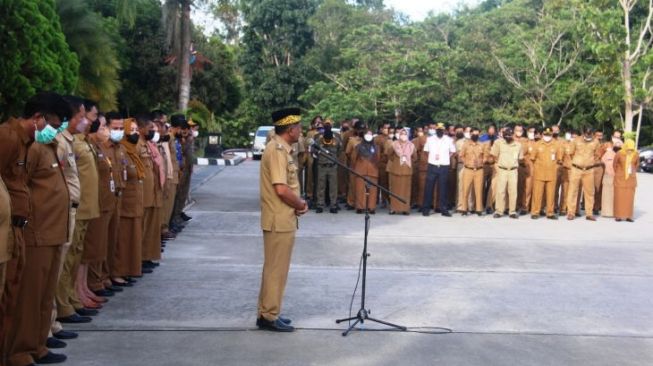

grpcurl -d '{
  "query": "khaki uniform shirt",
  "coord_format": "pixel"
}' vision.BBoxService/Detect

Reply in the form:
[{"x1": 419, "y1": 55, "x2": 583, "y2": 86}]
[
  {"x1": 120, "y1": 151, "x2": 144, "y2": 218},
  {"x1": 260, "y1": 135, "x2": 299, "y2": 233},
  {"x1": 0, "y1": 118, "x2": 31, "y2": 218},
  {"x1": 0, "y1": 177, "x2": 11, "y2": 262},
  {"x1": 373, "y1": 135, "x2": 390, "y2": 169},
  {"x1": 55, "y1": 130, "x2": 81, "y2": 204},
  {"x1": 385, "y1": 141, "x2": 416, "y2": 176},
  {"x1": 412, "y1": 135, "x2": 429, "y2": 173},
  {"x1": 531, "y1": 140, "x2": 563, "y2": 181},
  {"x1": 93, "y1": 139, "x2": 118, "y2": 213},
  {"x1": 490, "y1": 139, "x2": 523, "y2": 169},
  {"x1": 169, "y1": 138, "x2": 181, "y2": 185},
  {"x1": 138, "y1": 139, "x2": 156, "y2": 208},
  {"x1": 73, "y1": 134, "x2": 100, "y2": 220},
  {"x1": 460, "y1": 140, "x2": 485, "y2": 169},
  {"x1": 568, "y1": 137, "x2": 601, "y2": 168},
  {"x1": 24, "y1": 142, "x2": 69, "y2": 246}
]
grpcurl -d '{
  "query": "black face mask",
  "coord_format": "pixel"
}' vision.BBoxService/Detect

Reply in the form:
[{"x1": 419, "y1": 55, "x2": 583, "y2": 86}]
[
  {"x1": 455, "y1": 132, "x2": 464, "y2": 139},
  {"x1": 552, "y1": 133, "x2": 559, "y2": 138},
  {"x1": 127, "y1": 133, "x2": 139, "y2": 145},
  {"x1": 436, "y1": 130, "x2": 444, "y2": 138},
  {"x1": 505, "y1": 137, "x2": 514, "y2": 143},
  {"x1": 341, "y1": 127, "x2": 350, "y2": 132},
  {"x1": 613, "y1": 146, "x2": 622, "y2": 153},
  {"x1": 471, "y1": 135, "x2": 479, "y2": 142},
  {"x1": 175, "y1": 133, "x2": 182, "y2": 139},
  {"x1": 145, "y1": 130, "x2": 155, "y2": 141},
  {"x1": 161, "y1": 134, "x2": 171, "y2": 142}
]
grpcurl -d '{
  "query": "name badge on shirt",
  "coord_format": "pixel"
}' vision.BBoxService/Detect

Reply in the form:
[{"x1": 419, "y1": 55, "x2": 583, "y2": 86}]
[
  {"x1": 551, "y1": 153, "x2": 556, "y2": 161},
  {"x1": 109, "y1": 178, "x2": 116, "y2": 193},
  {"x1": 401, "y1": 156, "x2": 407, "y2": 164},
  {"x1": 123, "y1": 169, "x2": 128, "y2": 181},
  {"x1": 51, "y1": 163, "x2": 59, "y2": 168}
]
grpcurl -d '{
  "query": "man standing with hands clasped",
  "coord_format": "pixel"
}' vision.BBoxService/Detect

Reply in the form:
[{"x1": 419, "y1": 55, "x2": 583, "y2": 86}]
[{"x1": 256, "y1": 108, "x2": 309, "y2": 332}]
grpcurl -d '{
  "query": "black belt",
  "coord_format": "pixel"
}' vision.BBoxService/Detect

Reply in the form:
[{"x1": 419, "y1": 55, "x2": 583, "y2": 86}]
[
  {"x1": 11, "y1": 216, "x2": 28, "y2": 228},
  {"x1": 464, "y1": 166, "x2": 483, "y2": 171},
  {"x1": 319, "y1": 163, "x2": 336, "y2": 168},
  {"x1": 71, "y1": 202, "x2": 79, "y2": 209},
  {"x1": 572, "y1": 164, "x2": 595, "y2": 171},
  {"x1": 429, "y1": 164, "x2": 450, "y2": 168},
  {"x1": 498, "y1": 166, "x2": 518, "y2": 171}
]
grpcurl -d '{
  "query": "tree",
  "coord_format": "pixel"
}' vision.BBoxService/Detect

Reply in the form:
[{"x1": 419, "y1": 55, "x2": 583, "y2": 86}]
[
  {"x1": 163, "y1": 0, "x2": 194, "y2": 111},
  {"x1": 0, "y1": 0, "x2": 79, "y2": 120}
]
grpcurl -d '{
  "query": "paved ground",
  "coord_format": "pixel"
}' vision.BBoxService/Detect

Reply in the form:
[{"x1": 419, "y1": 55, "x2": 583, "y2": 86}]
[{"x1": 66, "y1": 161, "x2": 653, "y2": 365}]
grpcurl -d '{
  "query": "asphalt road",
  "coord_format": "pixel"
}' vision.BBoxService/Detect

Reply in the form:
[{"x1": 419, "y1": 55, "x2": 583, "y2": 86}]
[{"x1": 66, "y1": 161, "x2": 653, "y2": 366}]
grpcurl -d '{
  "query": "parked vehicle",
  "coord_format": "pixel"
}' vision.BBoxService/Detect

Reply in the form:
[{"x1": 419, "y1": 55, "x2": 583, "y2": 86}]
[
  {"x1": 640, "y1": 148, "x2": 653, "y2": 173},
  {"x1": 250, "y1": 126, "x2": 273, "y2": 160}
]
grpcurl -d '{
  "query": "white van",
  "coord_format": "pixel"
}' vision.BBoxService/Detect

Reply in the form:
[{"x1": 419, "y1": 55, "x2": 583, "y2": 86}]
[{"x1": 251, "y1": 126, "x2": 273, "y2": 160}]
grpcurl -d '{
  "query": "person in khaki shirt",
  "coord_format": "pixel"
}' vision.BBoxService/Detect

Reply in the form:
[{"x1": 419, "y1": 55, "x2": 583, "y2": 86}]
[
  {"x1": 530, "y1": 128, "x2": 563, "y2": 219},
  {"x1": 374, "y1": 124, "x2": 391, "y2": 208},
  {"x1": 566, "y1": 127, "x2": 602, "y2": 221},
  {"x1": 490, "y1": 128, "x2": 523, "y2": 218},
  {"x1": 385, "y1": 128, "x2": 416, "y2": 215},
  {"x1": 516, "y1": 125, "x2": 533, "y2": 215},
  {"x1": 257, "y1": 108, "x2": 308, "y2": 333},
  {"x1": 460, "y1": 128, "x2": 486, "y2": 215},
  {"x1": 0, "y1": 176, "x2": 11, "y2": 304}
]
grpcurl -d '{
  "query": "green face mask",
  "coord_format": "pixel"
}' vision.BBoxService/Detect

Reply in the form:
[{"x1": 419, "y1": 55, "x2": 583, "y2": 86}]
[
  {"x1": 57, "y1": 120, "x2": 69, "y2": 134},
  {"x1": 35, "y1": 124, "x2": 58, "y2": 144}
]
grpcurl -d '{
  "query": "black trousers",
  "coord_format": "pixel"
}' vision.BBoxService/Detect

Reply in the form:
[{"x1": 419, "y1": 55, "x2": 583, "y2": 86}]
[{"x1": 422, "y1": 164, "x2": 450, "y2": 212}]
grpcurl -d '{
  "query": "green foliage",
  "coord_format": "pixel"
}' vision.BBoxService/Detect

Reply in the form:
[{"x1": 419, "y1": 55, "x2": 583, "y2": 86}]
[{"x1": 0, "y1": 0, "x2": 79, "y2": 119}]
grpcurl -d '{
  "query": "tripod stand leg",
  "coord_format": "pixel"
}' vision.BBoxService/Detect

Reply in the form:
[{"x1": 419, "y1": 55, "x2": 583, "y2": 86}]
[
  {"x1": 342, "y1": 318, "x2": 361, "y2": 337},
  {"x1": 366, "y1": 316, "x2": 407, "y2": 331},
  {"x1": 335, "y1": 316, "x2": 358, "y2": 324}
]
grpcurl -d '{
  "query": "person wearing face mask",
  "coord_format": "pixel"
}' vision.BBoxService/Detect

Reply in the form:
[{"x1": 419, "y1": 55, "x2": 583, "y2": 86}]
[
  {"x1": 314, "y1": 122, "x2": 341, "y2": 214},
  {"x1": 352, "y1": 128, "x2": 380, "y2": 214},
  {"x1": 411, "y1": 125, "x2": 430, "y2": 209},
  {"x1": 515, "y1": 125, "x2": 530, "y2": 215},
  {"x1": 171, "y1": 119, "x2": 196, "y2": 227},
  {"x1": 565, "y1": 127, "x2": 602, "y2": 221},
  {"x1": 490, "y1": 128, "x2": 523, "y2": 218},
  {"x1": 345, "y1": 120, "x2": 365, "y2": 210},
  {"x1": 421, "y1": 123, "x2": 456, "y2": 217},
  {"x1": 613, "y1": 139, "x2": 639, "y2": 222},
  {"x1": 373, "y1": 123, "x2": 391, "y2": 209},
  {"x1": 168, "y1": 116, "x2": 187, "y2": 234},
  {"x1": 0, "y1": 92, "x2": 72, "y2": 365},
  {"x1": 137, "y1": 115, "x2": 164, "y2": 273},
  {"x1": 590, "y1": 130, "x2": 607, "y2": 216},
  {"x1": 530, "y1": 128, "x2": 563, "y2": 219},
  {"x1": 459, "y1": 127, "x2": 486, "y2": 216},
  {"x1": 557, "y1": 129, "x2": 578, "y2": 216},
  {"x1": 600, "y1": 138, "x2": 621, "y2": 218},
  {"x1": 337, "y1": 120, "x2": 352, "y2": 202},
  {"x1": 152, "y1": 112, "x2": 177, "y2": 243},
  {"x1": 114, "y1": 118, "x2": 146, "y2": 283},
  {"x1": 304, "y1": 116, "x2": 323, "y2": 205},
  {"x1": 453, "y1": 125, "x2": 467, "y2": 213},
  {"x1": 551, "y1": 125, "x2": 565, "y2": 214},
  {"x1": 386, "y1": 128, "x2": 416, "y2": 215}
]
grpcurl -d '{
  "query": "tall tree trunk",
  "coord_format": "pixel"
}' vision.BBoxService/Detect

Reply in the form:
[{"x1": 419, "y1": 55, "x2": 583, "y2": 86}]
[
  {"x1": 177, "y1": 0, "x2": 192, "y2": 111},
  {"x1": 623, "y1": 56, "x2": 634, "y2": 132},
  {"x1": 635, "y1": 104, "x2": 644, "y2": 148}
]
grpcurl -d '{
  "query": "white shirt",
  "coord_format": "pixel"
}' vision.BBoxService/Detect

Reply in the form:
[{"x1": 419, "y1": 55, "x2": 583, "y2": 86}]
[{"x1": 424, "y1": 135, "x2": 456, "y2": 166}]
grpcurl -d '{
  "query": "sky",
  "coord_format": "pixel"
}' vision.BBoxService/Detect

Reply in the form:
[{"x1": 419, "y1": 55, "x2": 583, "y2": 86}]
[{"x1": 385, "y1": 0, "x2": 483, "y2": 21}]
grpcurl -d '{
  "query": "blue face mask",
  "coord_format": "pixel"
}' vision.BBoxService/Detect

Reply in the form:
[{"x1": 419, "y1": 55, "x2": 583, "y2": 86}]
[
  {"x1": 35, "y1": 124, "x2": 58, "y2": 144},
  {"x1": 57, "y1": 119, "x2": 69, "y2": 134},
  {"x1": 110, "y1": 130, "x2": 124, "y2": 143}
]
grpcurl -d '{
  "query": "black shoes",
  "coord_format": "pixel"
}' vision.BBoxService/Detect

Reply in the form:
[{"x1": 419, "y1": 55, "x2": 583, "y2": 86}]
[
  {"x1": 34, "y1": 351, "x2": 67, "y2": 364},
  {"x1": 141, "y1": 267, "x2": 153, "y2": 274},
  {"x1": 106, "y1": 285, "x2": 123, "y2": 292},
  {"x1": 493, "y1": 213, "x2": 501, "y2": 218},
  {"x1": 180, "y1": 212, "x2": 193, "y2": 221},
  {"x1": 441, "y1": 211, "x2": 452, "y2": 217},
  {"x1": 315, "y1": 207, "x2": 323, "y2": 213},
  {"x1": 531, "y1": 215, "x2": 539, "y2": 219},
  {"x1": 547, "y1": 215, "x2": 558, "y2": 220},
  {"x1": 329, "y1": 207, "x2": 338, "y2": 214},
  {"x1": 75, "y1": 308, "x2": 99, "y2": 316},
  {"x1": 93, "y1": 289, "x2": 114, "y2": 297},
  {"x1": 509, "y1": 214, "x2": 518, "y2": 219},
  {"x1": 46, "y1": 337, "x2": 66, "y2": 349},
  {"x1": 256, "y1": 317, "x2": 295, "y2": 332},
  {"x1": 422, "y1": 210, "x2": 430, "y2": 217},
  {"x1": 52, "y1": 330, "x2": 78, "y2": 340},
  {"x1": 57, "y1": 314, "x2": 91, "y2": 324}
]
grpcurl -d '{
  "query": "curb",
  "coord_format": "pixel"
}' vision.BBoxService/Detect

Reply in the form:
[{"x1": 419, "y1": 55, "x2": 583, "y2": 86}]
[{"x1": 194, "y1": 156, "x2": 245, "y2": 166}]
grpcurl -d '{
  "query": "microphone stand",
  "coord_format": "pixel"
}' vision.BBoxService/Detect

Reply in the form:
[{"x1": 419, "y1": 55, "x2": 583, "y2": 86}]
[{"x1": 311, "y1": 142, "x2": 408, "y2": 337}]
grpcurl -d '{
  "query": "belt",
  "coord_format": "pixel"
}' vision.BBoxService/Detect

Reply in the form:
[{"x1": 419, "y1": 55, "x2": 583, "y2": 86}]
[
  {"x1": 498, "y1": 166, "x2": 518, "y2": 171},
  {"x1": 71, "y1": 202, "x2": 80, "y2": 209},
  {"x1": 319, "y1": 163, "x2": 336, "y2": 168},
  {"x1": 572, "y1": 164, "x2": 595, "y2": 171},
  {"x1": 429, "y1": 163, "x2": 449, "y2": 168},
  {"x1": 464, "y1": 166, "x2": 483, "y2": 171},
  {"x1": 11, "y1": 216, "x2": 28, "y2": 228}
]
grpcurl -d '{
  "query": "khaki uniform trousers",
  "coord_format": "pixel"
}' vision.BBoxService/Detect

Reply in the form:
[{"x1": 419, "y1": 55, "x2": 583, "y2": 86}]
[
  {"x1": 455, "y1": 164, "x2": 465, "y2": 211},
  {"x1": 567, "y1": 167, "x2": 595, "y2": 217},
  {"x1": 87, "y1": 209, "x2": 115, "y2": 291},
  {"x1": 161, "y1": 183, "x2": 177, "y2": 232},
  {"x1": 55, "y1": 219, "x2": 89, "y2": 318},
  {"x1": 484, "y1": 165, "x2": 498, "y2": 210},
  {"x1": 495, "y1": 168, "x2": 518, "y2": 215},
  {"x1": 518, "y1": 163, "x2": 533, "y2": 212},
  {"x1": 142, "y1": 207, "x2": 162, "y2": 261},
  {"x1": 593, "y1": 166, "x2": 604, "y2": 212},
  {"x1": 257, "y1": 230, "x2": 296, "y2": 321},
  {"x1": 557, "y1": 167, "x2": 571, "y2": 214},
  {"x1": 5, "y1": 245, "x2": 62, "y2": 366},
  {"x1": 531, "y1": 179, "x2": 557, "y2": 216},
  {"x1": 50, "y1": 207, "x2": 76, "y2": 335},
  {"x1": 461, "y1": 168, "x2": 484, "y2": 212},
  {"x1": 346, "y1": 171, "x2": 356, "y2": 207},
  {"x1": 378, "y1": 168, "x2": 389, "y2": 205}
]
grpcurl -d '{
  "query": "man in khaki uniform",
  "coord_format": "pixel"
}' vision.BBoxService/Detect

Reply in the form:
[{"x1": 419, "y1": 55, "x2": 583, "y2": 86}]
[
  {"x1": 6, "y1": 105, "x2": 71, "y2": 366},
  {"x1": 530, "y1": 128, "x2": 563, "y2": 219},
  {"x1": 566, "y1": 127, "x2": 601, "y2": 221},
  {"x1": 460, "y1": 128, "x2": 485, "y2": 215},
  {"x1": 304, "y1": 117, "x2": 322, "y2": 206},
  {"x1": 138, "y1": 115, "x2": 163, "y2": 269},
  {"x1": 490, "y1": 128, "x2": 523, "y2": 218},
  {"x1": 0, "y1": 177, "x2": 10, "y2": 304},
  {"x1": 453, "y1": 128, "x2": 467, "y2": 212},
  {"x1": 374, "y1": 124, "x2": 391, "y2": 208},
  {"x1": 516, "y1": 125, "x2": 533, "y2": 215},
  {"x1": 256, "y1": 108, "x2": 308, "y2": 333}
]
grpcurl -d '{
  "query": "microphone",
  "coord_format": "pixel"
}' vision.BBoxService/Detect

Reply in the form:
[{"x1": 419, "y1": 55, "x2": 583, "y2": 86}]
[{"x1": 307, "y1": 138, "x2": 330, "y2": 154}]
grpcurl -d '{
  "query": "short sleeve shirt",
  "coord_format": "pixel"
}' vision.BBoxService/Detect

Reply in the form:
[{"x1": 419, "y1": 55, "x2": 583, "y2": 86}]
[
  {"x1": 423, "y1": 135, "x2": 456, "y2": 166},
  {"x1": 491, "y1": 139, "x2": 523, "y2": 169},
  {"x1": 260, "y1": 135, "x2": 299, "y2": 232}
]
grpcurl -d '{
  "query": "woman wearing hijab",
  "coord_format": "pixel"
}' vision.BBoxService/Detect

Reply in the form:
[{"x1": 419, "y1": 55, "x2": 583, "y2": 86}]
[
  {"x1": 386, "y1": 127, "x2": 416, "y2": 215},
  {"x1": 352, "y1": 128, "x2": 380, "y2": 214},
  {"x1": 613, "y1": 139, "x2": 639, "y2": 222},
  {"x1": 600, "y1": 139, "x2": 621, "y2": 218},
  {"x1": 114, "y1": 118, "x2": 145, "y2": 278}
]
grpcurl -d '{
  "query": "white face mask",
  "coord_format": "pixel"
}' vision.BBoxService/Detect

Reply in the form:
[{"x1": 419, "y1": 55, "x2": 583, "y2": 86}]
[
  {"x1": 612, "y1": 137, "x2": 621, "y2": 144},
  {"x1": 528, "y1": 132, "x2": 535, "y2": 140},
  {"x1": 543, "y1": 136, "x2": 552, "y2": 142},
  {"x1": 364, "y1": 134, "x2": 374, "y2": 142},
  {"x1": 565, "y1": 133, "x2": 572, "y2": 141},
  {"x1": 192, "y1": 130, "x2": 199, "y2": 138},
  {"x1": 388, "y1": 134, "x2": 395, "y2": 140},
  {"x1": 464, "y1": 132, "x2": 471, "y2": 139},
  {"x1": 399, "y1": 134, "x2": 408, "y2": 142},
  {"x1": 152, "y1": 132, "x2": 160, "y2": 143},
  {"x1": 428, "y1": 129, "x2": 436, "y2": 136}
]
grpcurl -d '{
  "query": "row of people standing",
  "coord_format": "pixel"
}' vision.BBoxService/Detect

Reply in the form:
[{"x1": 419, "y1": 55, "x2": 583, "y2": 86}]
[
  {"x1": 297, "y1": 118, "x2": 639, "y2": 222},
  {"x1": 0, "y1": 92, "x2": 197, "y2": 366}
]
